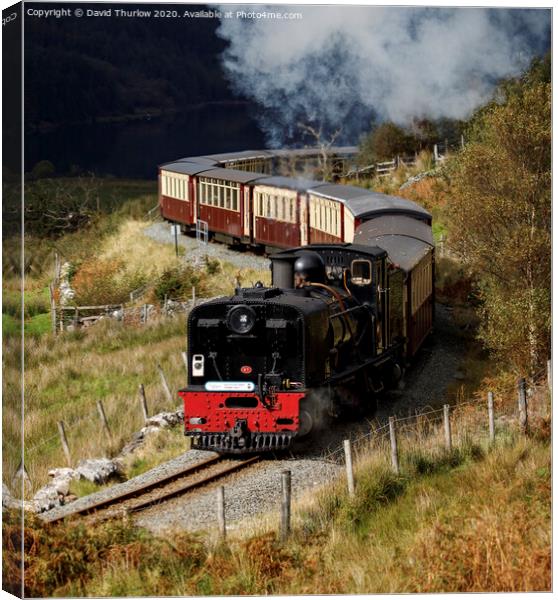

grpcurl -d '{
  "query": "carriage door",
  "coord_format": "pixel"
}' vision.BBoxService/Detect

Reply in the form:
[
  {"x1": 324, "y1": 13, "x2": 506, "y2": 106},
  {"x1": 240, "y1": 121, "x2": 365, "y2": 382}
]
[
  {"x1": 187, "y1": 176, "x2": 195, "y2": 224},
  {"x1": 376, "y1": 260, "x2": 389, "y2": 352},
  {"x1": 191, "y1": 177, "x2": 198, "y2": 225},
  {"x1": 243, "y1": 185, "x2": 252, "y2": 241},
  {"x1": 299, "y1": 194, "x2": 308, "y2": 246}
]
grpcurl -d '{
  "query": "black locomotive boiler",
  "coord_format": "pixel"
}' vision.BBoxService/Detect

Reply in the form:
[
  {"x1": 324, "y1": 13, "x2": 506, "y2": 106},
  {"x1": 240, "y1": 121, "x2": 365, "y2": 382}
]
[{"x1": 180, "y1": 243, "x2": 423, "y2": 453}]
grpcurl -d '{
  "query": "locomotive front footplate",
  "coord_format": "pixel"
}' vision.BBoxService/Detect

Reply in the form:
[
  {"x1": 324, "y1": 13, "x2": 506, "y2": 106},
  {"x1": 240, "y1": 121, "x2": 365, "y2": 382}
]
[
  {"x1": 180, "y1": 389, "x2": 305, "y2": 454},
  {"x1": 191, "y1": 430, "x2": 296, "y2": 453}
]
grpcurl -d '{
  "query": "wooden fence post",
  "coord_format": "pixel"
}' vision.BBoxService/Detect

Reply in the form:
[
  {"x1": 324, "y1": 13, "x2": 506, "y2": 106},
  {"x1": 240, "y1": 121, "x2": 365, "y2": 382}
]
[
  {"x1": 192, "y1": 286, "x2": 196, "y2": 307},
  {"x1": 518, "y1": 377, "x2": 528, "y2": 435},
  {"x1": 181, "y1": 351, "x2": 189, "y2": 376},
  {"x1": 157, "y1": 364, "x2": 174, "y2": 404},
  {"x1": 216, "y1": 486, "x2": 226, "y2": 540},
  {"x1": 487, "y1": 391, "x2": 495, "y2": 444},
  {"x1": 12, "y1": 460, "x2": 32, "y2": 493},
  {"x1": 57, "y1": 421, "x2": 72, "y2": 466},
  {"x1": 343, "y1": 439, "x2": 355, "y2": 496},
  {"x1": 389, "y1": 417, "x2": 399, "y2": 475},
  {"x1": 280, "y1": 470, "x2": 291, "y2": 542},
  {"x1": 547, "y1": 359, "x2": 552, "y2": 397},
  {"x1": 138, "y1": 384, "x2": 149, "y2": 421},
  {"x1": 49, "y1": 283, "x2": 57, "y2": 335},
  {"x1": 443, "y1": 404, "x2": 452, "y2": 451},
  {"x1": 96, "y1": 400, "x2": 112, "y2": 440},
  {"x1": 54, "y1": 252, "x2": 61, "y2": 284}
]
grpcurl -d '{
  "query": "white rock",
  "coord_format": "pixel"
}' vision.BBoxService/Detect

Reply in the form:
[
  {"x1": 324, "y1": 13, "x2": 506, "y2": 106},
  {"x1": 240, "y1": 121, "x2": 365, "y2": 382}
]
[
  {"x1": 75, "y1": 458, "x2": 119, "y2": 483},
  {"x1": 2, "y1": 484, "x2": 19, "y2": 511},
  {"x1": 48, "y1": 467, "x2": 78, "y2": 480},
  {"x1": 33, "y1": 485, "x2": 62, "y2": 512},
  {"x1": 140, "y1": 425, "x2": 161, "y2": 437},
  {"x1": 145, "y1": 410, "x2": 184, "y2": 428}
]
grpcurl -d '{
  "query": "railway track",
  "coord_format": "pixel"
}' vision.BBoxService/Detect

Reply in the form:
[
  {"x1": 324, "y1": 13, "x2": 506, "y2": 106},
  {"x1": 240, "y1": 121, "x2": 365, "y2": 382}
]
[{"x1": 42, "y1": 455, "x2": 260, "y2": 525}]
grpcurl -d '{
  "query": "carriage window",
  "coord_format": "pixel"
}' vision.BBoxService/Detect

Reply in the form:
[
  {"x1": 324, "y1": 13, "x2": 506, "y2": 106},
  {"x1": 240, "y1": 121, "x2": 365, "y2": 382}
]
[{"x1": 351, "y1": 260, "x2": 372, "y2": 285}]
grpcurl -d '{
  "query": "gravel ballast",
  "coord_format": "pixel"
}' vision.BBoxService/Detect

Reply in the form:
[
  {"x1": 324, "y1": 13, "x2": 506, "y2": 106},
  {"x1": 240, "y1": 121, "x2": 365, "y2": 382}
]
[
  {"x1": 143, "y1": 222, "x2": 271, "y2": 272},
  {"x1": 134, "y1": 457, "x2": 341, "y2": 535}
]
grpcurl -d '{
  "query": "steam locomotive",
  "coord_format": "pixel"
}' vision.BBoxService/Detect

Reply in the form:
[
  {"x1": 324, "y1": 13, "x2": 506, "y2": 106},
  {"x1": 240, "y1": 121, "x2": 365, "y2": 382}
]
[{"x1": 180, "y1": 240, "x2": 433, "y2": 453}]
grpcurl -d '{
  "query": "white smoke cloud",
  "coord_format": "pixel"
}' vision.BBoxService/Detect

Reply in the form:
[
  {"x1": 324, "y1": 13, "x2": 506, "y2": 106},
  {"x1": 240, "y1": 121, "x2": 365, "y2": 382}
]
[{"x1": 216, "y1": 5, "x2": 549, "y2": 146}]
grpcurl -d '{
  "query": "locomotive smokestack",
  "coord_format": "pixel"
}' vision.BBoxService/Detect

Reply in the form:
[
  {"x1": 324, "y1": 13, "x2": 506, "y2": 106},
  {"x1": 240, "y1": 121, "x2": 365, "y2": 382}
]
[{"x1": 272, "y1": 255, "x2": 295, "y2": 289}]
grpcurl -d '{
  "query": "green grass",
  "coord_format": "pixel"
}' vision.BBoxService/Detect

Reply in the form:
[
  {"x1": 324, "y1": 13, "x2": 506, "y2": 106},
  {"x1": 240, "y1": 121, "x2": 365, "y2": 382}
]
[
  {"x1": 68, "y1": 478, "x2": 110, "y2": 498},
  {"x1": 432, "y1": 220, "x2": 447, "y2": 242},
  {"x1": 2, "y1": 313, "x2": 20, "y2": 337},
  {"x1": 9, "y1": 315, "x2": 190, "y2": 491},
  {"x1": 25, "y1": 312, "x2": 52, "y2": 336}
]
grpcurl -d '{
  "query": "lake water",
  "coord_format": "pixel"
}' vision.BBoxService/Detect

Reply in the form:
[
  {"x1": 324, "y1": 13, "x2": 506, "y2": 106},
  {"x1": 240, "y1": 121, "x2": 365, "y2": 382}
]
[{"x1": 24, "y1": 104, "x2": 267, "y2": 180}]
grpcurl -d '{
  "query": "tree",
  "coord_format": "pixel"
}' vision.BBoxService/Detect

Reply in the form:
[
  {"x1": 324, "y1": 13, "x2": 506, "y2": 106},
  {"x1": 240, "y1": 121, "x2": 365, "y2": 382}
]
[
  {"x1": 31, "y1": 160, "x2": 55, "y2": 180},
  {"x1": 447, "y1": 76, "x2": 550, "y2": 375},
  {"x1": 358, "y1": 122, "x2": 415, "y2": 165},
  {"x1": 298, "y1": 122, "x2": 342, "y2": 181},
  {"x1": 23, "y1": 174, "x2": 102, "y2": 237}
]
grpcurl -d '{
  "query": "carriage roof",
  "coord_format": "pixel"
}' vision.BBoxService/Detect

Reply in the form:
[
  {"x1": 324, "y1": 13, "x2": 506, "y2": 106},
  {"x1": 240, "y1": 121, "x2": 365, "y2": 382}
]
[{"x1": 309, "y1": 184, "x2": 431, "y2": 222}]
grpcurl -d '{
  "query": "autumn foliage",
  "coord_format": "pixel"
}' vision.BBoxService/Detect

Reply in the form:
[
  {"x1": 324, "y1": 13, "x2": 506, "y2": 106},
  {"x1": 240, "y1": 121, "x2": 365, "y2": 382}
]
[{"x1": 447, "y1": 62, "x2": 551, "y2": 375}]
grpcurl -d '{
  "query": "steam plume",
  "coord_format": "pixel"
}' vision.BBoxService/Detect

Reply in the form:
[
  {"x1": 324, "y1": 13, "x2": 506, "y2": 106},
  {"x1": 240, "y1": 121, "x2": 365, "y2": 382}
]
[{"x1": 216, "y1": 6, "x2": 549, "y2": 146}]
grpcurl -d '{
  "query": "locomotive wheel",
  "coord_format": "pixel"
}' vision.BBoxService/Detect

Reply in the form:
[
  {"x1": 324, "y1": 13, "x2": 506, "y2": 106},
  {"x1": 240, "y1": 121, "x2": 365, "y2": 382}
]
[
  {"x1": 298, "y1": 390, "x2": 331, "y2": 438},
  {"x1": 298, "y1": 409, "x2": 314, "y2": 437}
]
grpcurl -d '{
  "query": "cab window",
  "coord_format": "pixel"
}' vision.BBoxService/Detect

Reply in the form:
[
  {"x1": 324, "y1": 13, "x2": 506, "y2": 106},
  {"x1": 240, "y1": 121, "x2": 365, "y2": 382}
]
[{"x1": 351, "y1": 260, "x2": 372, "y2": 285}]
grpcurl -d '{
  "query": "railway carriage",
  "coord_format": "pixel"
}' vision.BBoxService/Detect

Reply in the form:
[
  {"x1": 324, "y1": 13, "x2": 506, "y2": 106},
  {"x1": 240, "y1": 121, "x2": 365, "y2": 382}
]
[
  {"x1": 159, "y1": 161, "x2": 210, "y2": 232},
  {"x1": 198, "y1": 150, "x2": 274, "y2": 174},
  {"x1": 195, "y1": 167, "x2": 267, "y2": 245},
  {"x1": 251, "y1": 177, "x2": 316, "y2": 250},
  {"x1": 354, "y1": 213, "x2": 434, "y2": 357}
]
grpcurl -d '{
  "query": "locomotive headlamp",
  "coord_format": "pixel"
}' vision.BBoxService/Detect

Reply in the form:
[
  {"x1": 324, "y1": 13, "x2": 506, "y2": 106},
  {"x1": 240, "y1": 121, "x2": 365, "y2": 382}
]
[{"x1": 227, "y1": 305, "x2": 257, "y2": 334}]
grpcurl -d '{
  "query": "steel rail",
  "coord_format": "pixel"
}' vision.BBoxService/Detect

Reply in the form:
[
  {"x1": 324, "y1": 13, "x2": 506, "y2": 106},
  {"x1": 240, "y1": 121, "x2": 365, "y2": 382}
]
[
  {"x1": 43, "y1": 454, "x2": 222, "y2": 523},
  {"x1": 43, "y1": 455, "x2": 260, "y2": 524},
  {"x1": 89, "y1": 456, "x2": 261, "y2": 523}
]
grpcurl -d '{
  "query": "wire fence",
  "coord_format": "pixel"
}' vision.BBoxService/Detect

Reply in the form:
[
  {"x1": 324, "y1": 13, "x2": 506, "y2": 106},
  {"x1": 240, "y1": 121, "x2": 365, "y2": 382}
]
[
  {"x1": 20, "y1": 358, "x2": 551, "y2": 500},
  {"x1": 55, "y1": 290, "x2": 222, "y2": 332},
  {"x1": 322, "y1": 366, "x2": 550, "y2": 465},
  {"x1": 22, "y1": 356, "x2": 185, "y2": 473},
  {"x1": 345, "y1": 137, "x2": 465, "y2": 179}
]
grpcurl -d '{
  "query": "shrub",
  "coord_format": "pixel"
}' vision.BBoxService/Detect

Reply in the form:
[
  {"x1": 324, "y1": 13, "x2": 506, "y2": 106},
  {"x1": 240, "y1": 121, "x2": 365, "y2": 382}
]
[
  {"x1": 30, "y1": 160, "x2": 55, "y2": 180},
  {"x1": 72, "y1": 258, "x2": 128, "y2": 305},
  {"x1": 154, "y1": 265, "x2": 205, "y2": 302}
]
